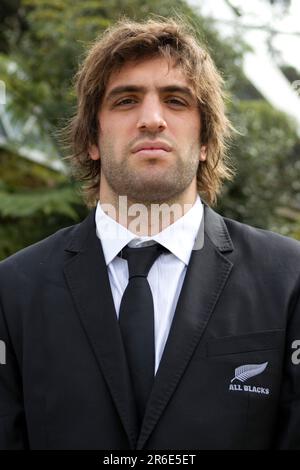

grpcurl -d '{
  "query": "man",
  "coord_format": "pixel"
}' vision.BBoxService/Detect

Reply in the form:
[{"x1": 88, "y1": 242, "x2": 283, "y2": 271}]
[{"x1": 0, "y1": 18, "x2": 300, "y2": 450}]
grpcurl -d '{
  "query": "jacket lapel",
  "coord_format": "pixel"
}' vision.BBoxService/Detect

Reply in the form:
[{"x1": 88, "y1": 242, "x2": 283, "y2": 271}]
[
  {"x1": 137, "y1": 204, "x2": 234, "y2": 449},
  {"x1": 63, "y1": 210, "x2": 139, "y2": 450}
]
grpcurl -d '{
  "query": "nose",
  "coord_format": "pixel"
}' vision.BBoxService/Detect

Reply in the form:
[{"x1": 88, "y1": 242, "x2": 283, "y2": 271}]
[{"x1": 137, "y1": 95, "x2": 167, "y2": 133}]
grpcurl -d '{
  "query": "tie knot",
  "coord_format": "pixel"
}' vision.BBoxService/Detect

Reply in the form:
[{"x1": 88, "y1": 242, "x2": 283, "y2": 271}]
[{"x1": 119, "y1": 243, "x2": 166, "y2": 279}]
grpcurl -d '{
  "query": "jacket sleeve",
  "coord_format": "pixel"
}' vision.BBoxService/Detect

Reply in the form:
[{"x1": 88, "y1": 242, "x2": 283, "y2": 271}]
[
  {"x1": 0, "y1": 299, "x2": 28, "y2": 449},
  {"x1": 274, "y1": 277, "x2": 300, "y2": 449}
]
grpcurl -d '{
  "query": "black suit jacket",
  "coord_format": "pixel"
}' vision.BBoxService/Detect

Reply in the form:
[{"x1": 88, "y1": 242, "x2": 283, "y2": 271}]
[{"x1": 1, "y1": 203, "x2": 300, "y2": 450}]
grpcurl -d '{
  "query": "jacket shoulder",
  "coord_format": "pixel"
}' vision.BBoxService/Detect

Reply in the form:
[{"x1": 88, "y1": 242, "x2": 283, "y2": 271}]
[
  {"x1": 223, "y1": 215, "x2": 300, "y2": 261},
  {"x1": 0, "y1": 223, "x2": 79, "y2": 278}
]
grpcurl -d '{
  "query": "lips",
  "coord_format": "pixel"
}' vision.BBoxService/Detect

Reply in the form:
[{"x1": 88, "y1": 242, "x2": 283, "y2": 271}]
[{"x1": 132, "y1": 141, "x2": 172, "y2": 153}]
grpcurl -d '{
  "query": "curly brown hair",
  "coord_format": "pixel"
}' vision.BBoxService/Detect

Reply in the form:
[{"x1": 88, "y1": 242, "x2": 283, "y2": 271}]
[{"x1": 64, "y1": 17, "x2": 235, "y2": 207}]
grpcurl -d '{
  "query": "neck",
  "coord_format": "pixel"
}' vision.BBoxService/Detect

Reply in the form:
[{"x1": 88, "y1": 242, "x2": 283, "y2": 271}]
[{"x1": 99, "y1": 184, "x2": 197, "y2": 237}]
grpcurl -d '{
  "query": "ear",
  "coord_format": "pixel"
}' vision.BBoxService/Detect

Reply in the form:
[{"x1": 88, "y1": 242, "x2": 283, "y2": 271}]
[
  {"x1": 199, "y1": 145, "x2": 207, "y2": 162},
  {"x1": 89, "y1": 144, "x2": 100, "y2": 161}
]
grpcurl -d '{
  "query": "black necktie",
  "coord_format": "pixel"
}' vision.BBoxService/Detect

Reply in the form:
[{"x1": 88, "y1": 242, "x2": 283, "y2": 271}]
[{"x1": 118, "y1": 243, "x2": 166, "y2": 423}]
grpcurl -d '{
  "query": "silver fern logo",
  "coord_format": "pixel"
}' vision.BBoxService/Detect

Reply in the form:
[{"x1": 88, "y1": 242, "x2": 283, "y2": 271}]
[
  {"x1": 229, "y1": 362, "x2": 270, "y2": 395},
  {"x1": 231, "y1": 362, "x2": 268, "y2": 383}
]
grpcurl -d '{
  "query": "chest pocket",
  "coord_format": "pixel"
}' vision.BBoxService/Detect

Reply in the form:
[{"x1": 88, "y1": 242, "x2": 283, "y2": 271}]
[{"x1": 206, "y1": 329, "x2": 285, "y2": 357}]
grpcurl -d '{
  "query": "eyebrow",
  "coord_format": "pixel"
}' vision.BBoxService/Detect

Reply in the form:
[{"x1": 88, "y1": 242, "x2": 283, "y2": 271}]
[{"x1": 104, "y1": 85, "x2": 195, "y2": 103}]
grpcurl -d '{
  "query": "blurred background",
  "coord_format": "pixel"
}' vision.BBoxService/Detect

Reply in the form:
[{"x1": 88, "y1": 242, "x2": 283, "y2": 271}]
[{"x1": 1, "y1": 0, "x2": 300, "y2": 260}]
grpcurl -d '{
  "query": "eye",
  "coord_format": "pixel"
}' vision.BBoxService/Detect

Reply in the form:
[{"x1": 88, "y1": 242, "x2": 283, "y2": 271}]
[
  {"x1": 165, "y1": 97, "x2": 187, "y2": 107},
  {"x1": 115, "y1": 98, "x2": 137, "y2": 106}
]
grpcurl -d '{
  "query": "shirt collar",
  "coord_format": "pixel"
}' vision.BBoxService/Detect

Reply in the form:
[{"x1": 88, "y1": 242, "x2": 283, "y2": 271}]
[{"x1": 95, "y1": 195, "x2": 203, "y2": 266}]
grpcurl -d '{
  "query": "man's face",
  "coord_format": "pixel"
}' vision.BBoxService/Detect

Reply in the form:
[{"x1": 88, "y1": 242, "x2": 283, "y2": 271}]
[{"x1": 90, "y1": 56, "x2": 206, "y2": 204}]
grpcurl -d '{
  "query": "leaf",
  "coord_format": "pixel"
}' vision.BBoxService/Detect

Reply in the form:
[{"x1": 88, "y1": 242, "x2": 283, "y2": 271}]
[
  {"x1": 231, "y1": 362, "x2": 268, "y2": 383},
  {"x1": 0, "y1": 186, "x2": 81, "y2": 220}
]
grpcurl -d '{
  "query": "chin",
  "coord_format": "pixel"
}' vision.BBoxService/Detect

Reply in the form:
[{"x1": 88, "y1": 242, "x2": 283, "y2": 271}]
[{"x1": 129, "y1": 184, "x2": 181, "y2": 203}]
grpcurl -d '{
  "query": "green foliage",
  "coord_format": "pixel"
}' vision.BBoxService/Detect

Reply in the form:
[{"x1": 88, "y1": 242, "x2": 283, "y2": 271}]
[
  {"x1": 218, "y1": 100, "x2": 300, "y2": 235},
  {"x1": 0, "y1": 186, "x2": 80, "y2": 219},
  {"x1": 0, "y1": 147, "x2": 65, "y2": 186},
  {"x1": 280, "y1": 65, "x2": 300, "y2": 84},
  {"x1": 0, "y1": 148, "x2": 86, "y2": 260}
]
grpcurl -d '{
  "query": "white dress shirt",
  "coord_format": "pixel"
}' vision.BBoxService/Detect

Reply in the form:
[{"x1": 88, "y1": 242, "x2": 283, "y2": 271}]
[{"x1": 95, "y1": 195, "x2": 203, "y2": 375}]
